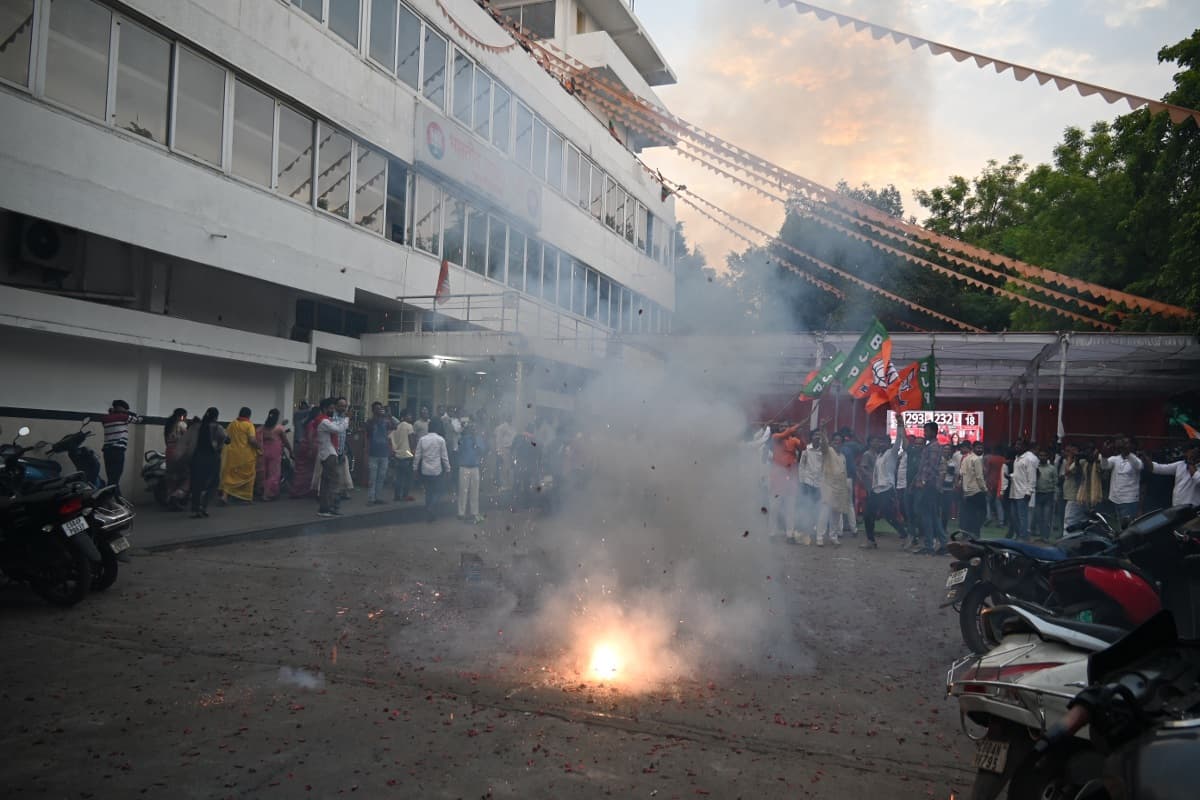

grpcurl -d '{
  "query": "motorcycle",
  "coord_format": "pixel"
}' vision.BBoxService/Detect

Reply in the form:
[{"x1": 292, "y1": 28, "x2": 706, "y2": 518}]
[
  {"x1": 0, "y1": 426, "x2": 101, "y2": 605},
  {"x1": 84, "y1": 483, "x2": 134, "y2": 591},
  {"x1": 141, "y1": 448, "x2": 172, "y2": 508},
  {"x1": 944, "y1": 507, "x2": 1195, "y2": 654}
]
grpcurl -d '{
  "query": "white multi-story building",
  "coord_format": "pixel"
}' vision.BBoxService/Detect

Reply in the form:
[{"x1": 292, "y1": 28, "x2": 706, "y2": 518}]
[{"x1": 0, "y1": 0, "x2": 677, "y2": 490}]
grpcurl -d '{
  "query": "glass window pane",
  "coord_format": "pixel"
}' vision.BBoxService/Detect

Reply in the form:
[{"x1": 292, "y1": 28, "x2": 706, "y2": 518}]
[
  {"x1": 525, "y1": 240, "x2": 542, "y2": 297},
  {"x1": 585, "y1": 270, "x2": 598, "y2": 320},
  {"x1": 565, "y1": 146, "x2": 580, "y2": 205},
  {"x1": 491, "y1": 85, "x2": 510, "y2": 151},
  {"x1": 396, "y1": 5, "x2": 420, "y2": 89},
  {"x1": 355, "y1": 145, "x2": 387, "y2": 233},
  {"x1": 546, "y1": 131, "x2": 562, "y2": 191},
  {"x1": 649, "y1": 215, "x2": 662, "y2": 262},
  {"x1": 385, "y1": 158, "x2": 407, "y2": 243},
  {"x1": 443, "y1": 197, "x2": 466, "y2": 265},
  {"x1": 637, "y1": 203, "x2": 647, "y2": 252},
  {"x1": 277, "y1": 104, "x2": 314, "y2": 204},
  {"x1": 451, "y1": 51, "x2": 472, "y2": 125},
  {"x1": 466, "y1": 207, "x2": 487, "y2": 274},
  {"x1": 368, "y1": 0, "x2": 397, "y2": 69},
  {"x1": 531, "y1": 117, "x2": 547, "y2": 179},
  {"x1": 114, "y1": 19, "x2": 170, "y2": 143},
  {"x1": 623, "y1": 192, "x2": 635, "y2": 243},
  {"x1": 604, "y1": 176, "x2": 619, "y2": 231},
  {"x1": 231, "y1": 79, "x2": 274, "y2": 187},
  {"x1": 571, "y1": 261, "x2": 585, "y2": 315},
  {"x1": 316, "y1": 124, "x2": 352, "y2": 218},
  {"x1": 589, "y1": 165, "x2": 603, "y2": 220},
  {"x1": 412, "y1": 176, "x2": 442, "y2": 255},
  {"x1": 523, "y1": 1, "x2": 555, "y2": 39},
  {"x1": 486, "y1": 217, "x2": 506, "y2": 282},
  {"x1": 422, "y1": 28, "x2": 447, "y2": 108},
  {"x1": 599, "y1": 277, "x2": 611, "y2": 327},
  {"x1": 541, "y1": 247, "x2": 557, "y2": 305},
  {"x1": 472, "y1": 72, "x2": 491, "y2": 140},
  {"x1": 0, "y1": 0, "x2": 34, "y2": 87},
  {"x1": 174, "y1": 49, "x2": 226, "y2": 166},
  {"x1": 45, "y1": 0, "x2": 111, "y2": 120},
  {"x1": 292, "y1": 0, "x2": 322, "y2": 21},
  {"x1": 507, "y1": 229, "x2": 525, "y2": 291},
  {"x1": 514, "y1": 102, "x2": 532, "y2": 170},
  {"x1": 329, "y1": 0, "x2": 360, "y2": 48}
]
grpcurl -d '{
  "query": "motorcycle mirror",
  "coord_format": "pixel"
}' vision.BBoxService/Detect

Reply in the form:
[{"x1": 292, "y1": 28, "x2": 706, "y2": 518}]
[{"x1": 17, "y1": 426, "x2": 30, "y2": 438}]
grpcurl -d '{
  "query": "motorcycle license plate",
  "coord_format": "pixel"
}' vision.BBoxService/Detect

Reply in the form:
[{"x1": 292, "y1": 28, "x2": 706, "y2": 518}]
[
  {"x1": 108, "y1": 536, "x2": 130, "y2": 554},
  {"x1": 62, "y1": 517, "x2": 89, "y2": 537},
  {"x1": 945, "y1": 568, "x2": 969, "y2": 588},
  {"x1": 974, "y1": 739, "x2": 1009, "y2": 774}
]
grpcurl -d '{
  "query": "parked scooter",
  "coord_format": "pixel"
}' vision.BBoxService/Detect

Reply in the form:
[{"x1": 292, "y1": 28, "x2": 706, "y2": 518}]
[{"x1": 0, "y1": 426, "x2": 100, "y2": 606}]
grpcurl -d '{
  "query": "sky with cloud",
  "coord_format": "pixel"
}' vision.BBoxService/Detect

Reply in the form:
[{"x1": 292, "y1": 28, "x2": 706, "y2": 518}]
[{"x1": 630, "y1": 0, "x2": 1195, "y2": 269}]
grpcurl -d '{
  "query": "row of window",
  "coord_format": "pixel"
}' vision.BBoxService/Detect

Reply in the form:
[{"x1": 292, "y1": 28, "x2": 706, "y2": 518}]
[
  {"x1": 0, "y1": 0, "x2": 670, "y2": 333},
  {"x1": 409, "y1": 175, "x2": 670, "y2": 334},
  {"x1": 280, "y1": 0, "x2": 676, "y2": 269}
]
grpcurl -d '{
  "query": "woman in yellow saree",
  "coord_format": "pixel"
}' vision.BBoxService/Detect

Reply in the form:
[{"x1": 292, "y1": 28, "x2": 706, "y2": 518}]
[{"x1": 220, "y1": 407, "x2": 261, "y2": 503}]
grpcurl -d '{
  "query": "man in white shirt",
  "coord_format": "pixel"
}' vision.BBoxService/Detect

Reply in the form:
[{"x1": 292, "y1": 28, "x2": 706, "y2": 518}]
[
  {"x1": 413, "y1": 422, "x2": 450, "y2": 521},
  {"x1": 1100, "y1": 436, "x2": 1144, "y2": 523},
  {"x1": 390, "y1": 410, "x2": 416, "y2": 502},
  {"x1": 959, "y1": 442, "x2": 988, "y2": 536},
  {"x1": 797, "y1": 436, "x2": 824, "y2": 540},
  {"x1": 1010, "y1": 442, "x2": 1040, "y2": 540},
  {"x1": 315, "y1": 398, "x2": 350, "y2": 517},
  {"x1": 861, "y1": 435, "x2": 909, "y2": 549},
  {"x1": 1148, "y1": 442, "x2": 1199, "y2": 508}
]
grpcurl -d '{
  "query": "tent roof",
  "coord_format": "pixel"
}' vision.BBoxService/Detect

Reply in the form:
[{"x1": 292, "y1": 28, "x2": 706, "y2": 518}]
[{"x1": 652, "y1": 332, "x2": 1200, "y2": 400}]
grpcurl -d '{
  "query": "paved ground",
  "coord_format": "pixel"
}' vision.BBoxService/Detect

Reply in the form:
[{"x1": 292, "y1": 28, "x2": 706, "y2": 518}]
[{"x1": 0, "y1": 504, "x2": 975, "y2": 800}]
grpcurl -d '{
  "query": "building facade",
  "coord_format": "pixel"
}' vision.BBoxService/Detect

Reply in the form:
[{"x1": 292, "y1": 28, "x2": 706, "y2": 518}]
[{"x1": 0, "y1": 0, "x2": 676, "y2": 494}]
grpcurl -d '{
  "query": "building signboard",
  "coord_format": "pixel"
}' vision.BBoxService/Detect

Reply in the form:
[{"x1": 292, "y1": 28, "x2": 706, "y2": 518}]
[
  {"x1": 414, "y1": 104, "x2": 543, "y2": 229},
  {"x1": 887, "y1": 410, "x2": 985, "y2": 445}
]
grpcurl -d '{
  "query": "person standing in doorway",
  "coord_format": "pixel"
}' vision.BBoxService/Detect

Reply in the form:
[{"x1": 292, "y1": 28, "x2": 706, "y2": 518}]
[
  {"x1": 98, "y1": 400, "x2": 140, "y2": 497},
  {"x1": 390, "y1": 409, "x2": 416, "y2": 502},
  {"x1": 365, "y1": 402, "x2": 396, "y2": 505},
  {"x1": 220, "y1": 407, "x2": 260, "y2": 504},
  {"x1": 257, "y1": 409, "x2": 291, "y2": 501},
  {"x1": 1010, "y1": 441, "x2": 1039, "y2": 540},
  {"x1": 959, "y1": 441, "x2": 988, "y2": 536},
  {"x1": 456, "y1": 418, "x2": 487, "y2": 523},
  {"x1": 1100, "y1": 436, "x2": 1144, "y2": 524},
  {"x1": 862, "y1": 435, "x2": 909, "y2": 549},
  {"x1": 413, "y1": 419, "x2": 450, "y2": 521},
  {"x1": 188, "y1": 408, "x2": 226, "y2": 518}
]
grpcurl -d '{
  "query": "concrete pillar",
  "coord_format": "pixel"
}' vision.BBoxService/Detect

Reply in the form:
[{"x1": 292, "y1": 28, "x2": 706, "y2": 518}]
[{"x1": 365, "y1": 361, "x2": 388, "y2": 407}]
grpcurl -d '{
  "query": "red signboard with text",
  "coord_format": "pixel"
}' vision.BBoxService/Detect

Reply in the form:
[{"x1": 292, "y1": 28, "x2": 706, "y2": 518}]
[{"x1": 887, "y1": 410, "x2": 984, "y2": 445}]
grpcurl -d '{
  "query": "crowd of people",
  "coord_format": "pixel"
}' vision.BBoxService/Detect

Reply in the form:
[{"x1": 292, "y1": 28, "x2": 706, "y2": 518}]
[{"x1": 758, "y1": 420, "x2": 1200, "y2": 553}]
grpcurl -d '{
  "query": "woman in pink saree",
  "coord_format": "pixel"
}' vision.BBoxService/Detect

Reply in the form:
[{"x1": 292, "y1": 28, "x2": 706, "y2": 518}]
[{"x1": 256, "y1": 409, "x2": 292, "y2": 501}]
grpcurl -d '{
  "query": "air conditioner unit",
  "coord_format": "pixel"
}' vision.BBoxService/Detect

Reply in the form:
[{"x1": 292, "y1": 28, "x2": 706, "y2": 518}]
[{"x1": 19, "y1": 218, "x2": 81, "y2": 275}]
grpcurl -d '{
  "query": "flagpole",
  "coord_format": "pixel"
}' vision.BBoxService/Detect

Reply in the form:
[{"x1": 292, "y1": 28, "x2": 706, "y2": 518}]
[
  {"x1": 1056, "y1": 333, "x2": 1070, "y2": 444},
  {"x1": 809, "y1": 332, "x2": 824, "y2": 433}
]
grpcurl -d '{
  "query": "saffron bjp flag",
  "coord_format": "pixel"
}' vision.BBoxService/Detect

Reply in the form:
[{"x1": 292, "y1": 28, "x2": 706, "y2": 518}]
[
  {"x1": 887, "y1": 354, "x2": 937, "y2": 413},
  {"x1": 435, "y1": 258, "x2": 451, "y2": 305},
  {"x1": 1183, "y1": 421, "x2": 1200, "y2": 440},
  {"x1": 799, "y1": 351, "x2": 846, "y2": 400},
  {"x1": 835, "y1": 319, "x2": 893, "y2": 400}
]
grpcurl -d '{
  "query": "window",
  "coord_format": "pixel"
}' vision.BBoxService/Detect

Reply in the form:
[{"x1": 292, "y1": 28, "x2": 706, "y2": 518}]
[
  {"x1": 114, "y1": 19, "x2": 170, "y2": 144},
  {"x1": 369, "y1": 0, "x2": 397, "y2": 70},
  {"x1": 422, "y1": 27, "x2": 447, "y2": 108},
  {"x1": 507, "y1": 229, "x2": 525, "y2": 291},
  {"x1": 329, "y1": 0, "x2": 361, "y2": 48},
  {"x1": 277, "y1": 104, "x2": 314, "y2": 204},
  {"x1": 472, "y1": 71, "x2": 491, "y2": 140},
  {"x1": 636, "y1": 202, "x2": 647, "y2": 251},
  {"x1": 525, "y1": 239, "x2": 542, "y2": 297},
  {"x1": 513, "y1": 102, "x2": 532, "y2": 170},
  {"x1": 451, "y1": 51, "x2": 472, "y2": 126},
  {"x1": 565, "y1": 145, "x2": 581, "y2": 205},
  {"x1": 520, "y1": 1, "x2": 556, "y2": 39},
  {"x1": 231, "y1": 79, "x2": 274, "y2": 187},
  {"x1": 385, "y1": 158, "x2": 408, "y2": 244},
  {"x1": 546, "y1": 131, "x2": 562, "y2": 191},
  {"x1": 45, "y1": 0, "x2": 111, "y2": 120},
  {"x1": 466, "y1": 207, "x2": 487, "y2": 274},
  {"x1": 542, "y1": 247, "x2": 558, "y2": 305},
  {"x1": 585, "y1": 269, "x2": 598, "y2": 320},
  {"x1": 396, "y1": 4, "x2": 421, "y2": 89},
  {"x1": 649, "y1": 213, "x2": 662, "y2": 262},
  {"x1": 0, "y1": 0, "x2": 34, "y2": 87},
  {"x1": 571, "y1": 261, "x2": 586, "y2": 316},
  {"x1": 588, "y1": 164, "x2": 603, "y2": 220},
  {"x1": 598, "y1": 277, "x2": 611, "y2": 327},
  {"x1": 604, "y1": 175, "x2": 619, "y2": 231},
  {"x1": 293, "y1": 0, "x2": 322, "y2": 21},
  {"x1": 486, "y1": 217, "x2": 506, "y2": 282},
  {"x1": 443, "y1": 197, "x2": 466, "y2": 265},
  {"x1": 621, "y1": 288, "x2": 632, "y2": 332},
  {"x1": 412, "y1": 175, "x2": 442, "y2": 255},
  {"x1": 316, "y1": 123, "x2": 352, "y2": 218},
  {"x1": 174, "y1": 48, "x2": 226, "y2": 166},
  {"x1": 623, "y1": 192, "x2": 635, "y2": 243},
  {"x1": 356, "y1": 144, "x2": 387, "y2": 234},
  {"x1": 531, "y1": 117, "x2": 547, "y2": 180},
  {"x1": 491, "y1": 85, "x2": 510, "y2": 152}
]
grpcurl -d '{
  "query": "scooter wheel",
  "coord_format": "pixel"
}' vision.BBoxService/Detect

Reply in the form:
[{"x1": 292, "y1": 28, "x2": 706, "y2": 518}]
[
  {"x1": 91, "y1": 541, "x2": 119, "y2": 591},
  {"x1": 961, "y1": 581, "x2": 1007, "y2": 655}
]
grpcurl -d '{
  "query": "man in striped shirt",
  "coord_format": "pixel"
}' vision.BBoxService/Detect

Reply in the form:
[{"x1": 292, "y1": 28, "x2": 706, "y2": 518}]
[{"x1": 98, "y1": 399, "x2": 140, "y2": 496}]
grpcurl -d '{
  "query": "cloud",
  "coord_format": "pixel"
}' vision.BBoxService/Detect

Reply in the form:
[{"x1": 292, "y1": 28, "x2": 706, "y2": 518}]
[{"x1": 1099, "y1": 0, "x2": 1167, "y2": 29}]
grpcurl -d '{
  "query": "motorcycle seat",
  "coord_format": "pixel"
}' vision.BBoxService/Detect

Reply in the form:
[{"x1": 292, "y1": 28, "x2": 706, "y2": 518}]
[
  {"x1": 989, "y1": 539, "x2": 1067, "y2": 562},
  {"x1": 1001, "y1": 613, "x2": 1126, "y2": 644},
  {"x1": 20, "y1": 456, "x2": 60, "y2": 472}
]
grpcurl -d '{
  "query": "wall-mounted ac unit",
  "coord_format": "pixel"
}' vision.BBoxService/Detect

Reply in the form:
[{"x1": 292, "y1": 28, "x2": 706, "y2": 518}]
[{"x1": 19, "y1": 218, "x2": 81, "y2": 275}]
